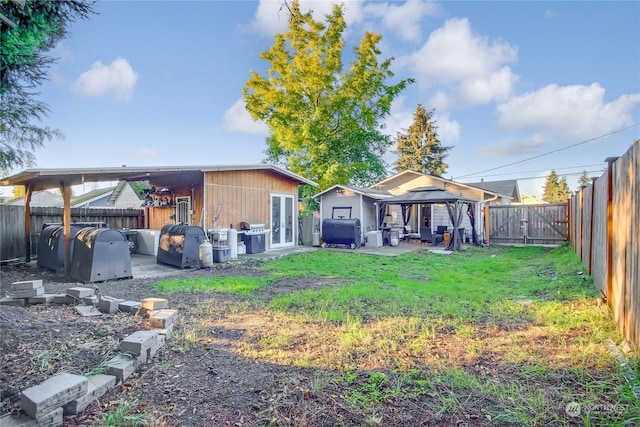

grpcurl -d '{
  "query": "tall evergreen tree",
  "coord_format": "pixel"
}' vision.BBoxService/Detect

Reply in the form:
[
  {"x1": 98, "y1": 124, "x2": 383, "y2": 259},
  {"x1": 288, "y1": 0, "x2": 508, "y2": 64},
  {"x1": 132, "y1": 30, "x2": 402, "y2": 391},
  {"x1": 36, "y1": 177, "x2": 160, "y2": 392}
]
[
  {"x1": 243, "y1": 0, "x2": 413, "y2": 195},
  {"x1": 0, "y1": 0, "x2": 95, "y2": 175},
  {"x1": 578, "y1": 170, "x2": 590, "y2": 188},
  {"x1": 393, "y1": 104, "x2": 452, "y2": 176},
  {"x1": 542, "y1": 170, "x2": 569, "y2": 203}
]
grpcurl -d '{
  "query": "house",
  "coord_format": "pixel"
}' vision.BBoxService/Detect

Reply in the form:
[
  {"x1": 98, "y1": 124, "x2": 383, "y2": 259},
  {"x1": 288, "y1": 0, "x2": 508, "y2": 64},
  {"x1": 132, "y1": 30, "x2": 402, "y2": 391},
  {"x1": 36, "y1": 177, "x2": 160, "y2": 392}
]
[
  {"x1": 3, "y1": 190, "x2": 63, "y2": 207},
  {"x1": 0, "y1": 165, "x2": 316, "y2": 260},
  {"x1": 465, "y1": 179, "x2": 522, "y2": 204},
  {"x1": 313, "y1": 170, "x2": 512, "y2": 246},
  {"x1": 71, "y1": 181, "x2": 142, "y2": 209}
]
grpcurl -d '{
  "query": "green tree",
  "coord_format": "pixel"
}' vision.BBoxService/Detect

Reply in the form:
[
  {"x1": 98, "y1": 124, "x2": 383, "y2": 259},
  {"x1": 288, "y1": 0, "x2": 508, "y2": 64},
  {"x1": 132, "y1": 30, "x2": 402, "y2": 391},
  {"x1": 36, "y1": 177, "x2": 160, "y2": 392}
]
[
  {"x1": 578, "y1": 170, "x2": 590, "y2": 188},
  {"x1": 542, "y1": 170, "x2": 569, "y2": 203},
  {"x1": 242, "y1": 0, "x2": 413, "y2": 196},
  {"x1": 393, "y1": 104, "x2": 452, "y2": 176},
  {"x1": 0, "y1": 0, "x2": 94, "y2": 175}
]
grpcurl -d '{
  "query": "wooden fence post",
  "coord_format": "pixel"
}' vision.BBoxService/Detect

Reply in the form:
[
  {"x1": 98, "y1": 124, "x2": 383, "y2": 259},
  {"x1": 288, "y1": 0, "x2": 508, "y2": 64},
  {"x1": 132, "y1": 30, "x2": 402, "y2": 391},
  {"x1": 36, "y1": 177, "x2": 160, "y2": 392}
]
[{"x1": 605, "y1": 157, "x2": 617, "y2": 307}]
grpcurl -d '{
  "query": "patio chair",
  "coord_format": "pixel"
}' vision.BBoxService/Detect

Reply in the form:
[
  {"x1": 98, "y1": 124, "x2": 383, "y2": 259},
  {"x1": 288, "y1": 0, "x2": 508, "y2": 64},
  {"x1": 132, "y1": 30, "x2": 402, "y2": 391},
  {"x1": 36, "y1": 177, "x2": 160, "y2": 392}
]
[
  {"x1": 420, "y1": 227, "x2": 443, "y2": 246},
  {"x1": 435, "y1": 225, "x2": 448, "y2": 244}
]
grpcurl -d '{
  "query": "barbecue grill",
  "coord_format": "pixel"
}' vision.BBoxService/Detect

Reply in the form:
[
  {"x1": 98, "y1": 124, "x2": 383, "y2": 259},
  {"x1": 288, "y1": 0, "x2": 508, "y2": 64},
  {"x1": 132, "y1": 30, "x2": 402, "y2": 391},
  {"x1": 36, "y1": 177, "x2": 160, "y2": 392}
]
[
  {"x1": 321, "y1": 206, "x2": 362, "y2": 249},
  {"x1": 239, "y1": 222, "x2": 267, "y2": 254}
]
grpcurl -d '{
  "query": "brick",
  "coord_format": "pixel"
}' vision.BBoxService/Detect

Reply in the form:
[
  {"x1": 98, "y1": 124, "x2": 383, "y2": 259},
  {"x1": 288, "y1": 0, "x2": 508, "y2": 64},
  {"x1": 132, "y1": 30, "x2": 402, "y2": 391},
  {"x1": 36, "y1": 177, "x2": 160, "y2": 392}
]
[
  {"x1": 82, "y1": 295, "x2": 99, "y2": 306},
  {"x1": 140, "y1": 297, "x2": 168, "y2": 311},
  {"x1": 98, "y1": 296, "x2": 125, "y2": 314},
  {"x1": 11, "y1": 280, "x2": 44, "y2": 291},
  {"x1": 0, "y1": 406, "x2": 64, "y2": 427},
  {"x1": 149, "y1": 309, "x2": 178, "y2": 329},
  {"x1": 121, "y1": 330, "x2": 160, "y2": 363},
  {"x1": 8, "y1": 287, "x2": 44, "y2": 299},
  {"x1": 62, "y1": 374, "x2": 116, "y2": 415},
  {"x1": 0, "y1": 297, "x2": 27, "y2": 306},
  {"x1": 151, "y1": 323, "x2": 175, "y2": 338},
  {"x1": 105, "y1": 354, "x2": 138, "y2": 383},
  {"x1": 29, "y1": 294, "x2": 56, "y2": 304},
  {"x1": 53, "y1": 294, "x2": 73, "y2": 305},
  {"x1": 66, "y1": 287, "x2": 93, "y2": 299},
  {"x1": 75, "y1": 306, "x2": 102, "y2": 317},
  {"x1": 20, "y1": 373, "x2": 88, "y2": 419},
  {"x1": 118, "y1": 301, "x2": 140, "y2": 313}
]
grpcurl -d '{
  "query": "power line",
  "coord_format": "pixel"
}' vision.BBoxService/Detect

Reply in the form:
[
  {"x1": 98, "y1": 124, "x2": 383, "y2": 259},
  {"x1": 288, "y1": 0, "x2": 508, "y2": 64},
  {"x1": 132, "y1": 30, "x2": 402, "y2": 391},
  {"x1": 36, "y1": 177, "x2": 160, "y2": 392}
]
[
  {"x1": 458, "y1": 163, "x2": 605, "y2": 181},
  {"x1": 454, "y1": 124, "x2": 638, "y2": 180}
]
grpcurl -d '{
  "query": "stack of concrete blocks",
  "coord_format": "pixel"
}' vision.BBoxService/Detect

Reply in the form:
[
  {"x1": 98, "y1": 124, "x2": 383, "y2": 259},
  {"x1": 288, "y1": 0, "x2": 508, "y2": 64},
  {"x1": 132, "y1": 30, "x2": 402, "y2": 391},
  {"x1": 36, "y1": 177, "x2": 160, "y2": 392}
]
[
  {"x1": 0, "y1": 280, "x2": 46, "y2": 307},
  {"x1": 104, "y1": 330, "x2": 166, "y2": 383},
  {"x1": 140, "y1": 297, "x2": 178, "y2": 336},
  {"x1": 0, "y1": 372, "x2": 115, "y2": 427}
]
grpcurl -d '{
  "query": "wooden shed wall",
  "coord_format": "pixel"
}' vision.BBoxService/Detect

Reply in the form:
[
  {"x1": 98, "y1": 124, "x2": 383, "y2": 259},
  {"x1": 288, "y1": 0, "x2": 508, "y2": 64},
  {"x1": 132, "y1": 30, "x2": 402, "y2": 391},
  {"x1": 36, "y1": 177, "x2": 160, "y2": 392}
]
[{"x1": 203, "y1": 170, "x2": 298, "y2": 232}]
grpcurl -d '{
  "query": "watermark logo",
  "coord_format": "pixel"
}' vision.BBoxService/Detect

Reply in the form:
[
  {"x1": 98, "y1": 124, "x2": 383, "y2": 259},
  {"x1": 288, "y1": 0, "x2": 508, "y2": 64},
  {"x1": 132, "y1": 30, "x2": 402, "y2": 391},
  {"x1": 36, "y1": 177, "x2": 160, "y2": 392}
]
[
  {"x1": 566, "y1": 402, "x2": 581, "y2": 417},
  {"x1": 565, "y1": 402, "x2": 626, "y2": 418}
]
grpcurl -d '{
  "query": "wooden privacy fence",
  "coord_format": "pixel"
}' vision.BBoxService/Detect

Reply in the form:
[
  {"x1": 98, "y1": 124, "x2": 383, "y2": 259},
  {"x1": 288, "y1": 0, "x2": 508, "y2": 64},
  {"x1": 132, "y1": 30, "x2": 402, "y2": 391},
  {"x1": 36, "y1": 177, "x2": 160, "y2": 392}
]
[
  {"x1": 569, "y1": 140, "x2": 639, "y2": 352},
  {"x1": 0, "y1": 206, "x2": 143, "y2": 261},
  {"x1": 487, "y1": 203, "x2": 568, "y2": 245}
]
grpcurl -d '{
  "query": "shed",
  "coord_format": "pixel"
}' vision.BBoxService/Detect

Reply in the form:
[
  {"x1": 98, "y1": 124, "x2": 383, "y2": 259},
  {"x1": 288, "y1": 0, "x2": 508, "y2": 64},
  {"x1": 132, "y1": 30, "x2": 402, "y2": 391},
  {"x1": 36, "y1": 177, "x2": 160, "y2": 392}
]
[
  {"x1": 1, "y1": 164, "x2": 316, "y2": 273},
  {"x1": 312, "y1": 184, "x2": 390, "y2": 243}
]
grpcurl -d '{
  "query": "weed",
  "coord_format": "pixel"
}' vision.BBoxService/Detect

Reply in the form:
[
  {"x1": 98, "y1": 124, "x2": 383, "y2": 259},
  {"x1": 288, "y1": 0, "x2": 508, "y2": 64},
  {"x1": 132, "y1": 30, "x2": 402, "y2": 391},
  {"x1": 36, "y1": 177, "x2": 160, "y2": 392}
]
[{"x1": 96, "y1": 399, "x2": 147, "y2": 426}]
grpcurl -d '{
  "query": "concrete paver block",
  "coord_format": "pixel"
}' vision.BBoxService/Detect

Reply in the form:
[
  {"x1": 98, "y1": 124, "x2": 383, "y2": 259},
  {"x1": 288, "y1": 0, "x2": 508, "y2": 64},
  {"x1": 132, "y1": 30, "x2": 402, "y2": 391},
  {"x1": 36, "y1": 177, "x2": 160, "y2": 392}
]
[
  {"x1": 98, "y1": 296, "x2": 125, "y2": 314},
  {"x1": 118, "y1": 301, "x2": 140, "y2": 313},
  {"x1": 121, "y1": 330, "x2": 160, "y2": 363},
  {"x1": 0, "y1": 297, "x2": 27, "y2": 306},
  {"x1": 20, "y1": 373, "x2": 88, "y2": 419},
  {"x1": 11, "y1": 280, "x2": 44, "y2": 291},
  {"x1": 81, "y1": 295, "x2": 99, "y2": 306},
  {"x1": 62, "y1": 374, "x2": 116, "y2": 415},
  {"x1": 151, "y1": 324, "x2": 175, "y2": 337},
  {"x1": 149, "y1": 309, "x2": 178, "y2": 329},
  {"x1": 105, "y1": 354, "x2": 138, "y2": 383},
  {"x1": 0, "y1": 406, "x2": 63, "y2": 427},
  {"x1": 28, "y1": 294, "x2": 56, "y2": 304},
  {"x1": 53, "y1": 294, "x2": 73, "y2": 305},
  {"x1": 8, "y1": 287, "x2": 44, "y2": 299},
  {"x1": 75, "y1": 306, "x2": 102, "y2": 317},
  {"x1": 66, "y1": 287, "x2": 93, "y2": 299},
  {"x1": 140, "y1": 297, "x2": 168, "y2": 311}
]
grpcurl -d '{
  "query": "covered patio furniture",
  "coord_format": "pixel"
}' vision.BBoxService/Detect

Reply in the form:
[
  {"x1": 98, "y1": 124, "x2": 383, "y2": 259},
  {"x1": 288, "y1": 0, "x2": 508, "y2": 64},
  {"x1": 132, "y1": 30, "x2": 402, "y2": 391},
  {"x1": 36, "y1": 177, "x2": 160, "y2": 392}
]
[{"x1": 420, "y1": 227, "x2": 442, "y2": 246}]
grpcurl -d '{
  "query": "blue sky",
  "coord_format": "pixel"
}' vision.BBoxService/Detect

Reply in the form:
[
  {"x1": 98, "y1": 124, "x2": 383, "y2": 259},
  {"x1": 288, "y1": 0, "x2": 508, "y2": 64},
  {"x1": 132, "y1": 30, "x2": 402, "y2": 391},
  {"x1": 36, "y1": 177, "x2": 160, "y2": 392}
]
[{"x1": 5, "y1": 0, "x2": 639, "y2": 199}]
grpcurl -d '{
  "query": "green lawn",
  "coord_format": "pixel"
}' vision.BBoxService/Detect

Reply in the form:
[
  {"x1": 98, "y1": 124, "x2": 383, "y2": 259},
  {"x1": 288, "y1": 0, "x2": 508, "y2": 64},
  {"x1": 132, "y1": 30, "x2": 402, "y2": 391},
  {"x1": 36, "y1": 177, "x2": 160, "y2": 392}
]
[{"x1": 156, "y1": 244, "x2": 639, "y2": 425}]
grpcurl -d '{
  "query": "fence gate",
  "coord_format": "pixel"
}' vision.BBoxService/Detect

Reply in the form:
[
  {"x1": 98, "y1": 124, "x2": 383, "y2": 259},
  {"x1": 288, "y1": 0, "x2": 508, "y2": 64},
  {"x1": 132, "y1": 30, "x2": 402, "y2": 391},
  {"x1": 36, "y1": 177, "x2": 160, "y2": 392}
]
[{"x1": 488, "y1": 203, "x2": 567, "y2": 245}]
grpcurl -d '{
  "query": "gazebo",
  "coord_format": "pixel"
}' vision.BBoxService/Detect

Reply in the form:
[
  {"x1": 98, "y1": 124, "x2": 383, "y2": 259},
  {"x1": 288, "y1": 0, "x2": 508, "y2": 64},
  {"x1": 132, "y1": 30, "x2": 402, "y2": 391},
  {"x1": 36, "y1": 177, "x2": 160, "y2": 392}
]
[{"x1": 378, "y1": 186, "x2": 481, "y2": 251}]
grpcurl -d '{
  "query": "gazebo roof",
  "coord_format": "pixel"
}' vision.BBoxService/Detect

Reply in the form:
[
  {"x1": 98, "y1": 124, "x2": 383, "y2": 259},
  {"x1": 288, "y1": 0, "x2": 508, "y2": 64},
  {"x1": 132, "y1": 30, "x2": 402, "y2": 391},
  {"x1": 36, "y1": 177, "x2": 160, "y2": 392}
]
[{"x1": 381, "y1": 186, "x2": 476, "y2": 204}]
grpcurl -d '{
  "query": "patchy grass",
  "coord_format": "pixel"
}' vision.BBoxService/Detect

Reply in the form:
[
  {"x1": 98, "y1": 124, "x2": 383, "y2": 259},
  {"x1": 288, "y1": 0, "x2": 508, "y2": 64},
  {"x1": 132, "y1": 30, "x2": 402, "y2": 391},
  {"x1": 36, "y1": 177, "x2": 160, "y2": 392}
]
[{"x1": 161, "y1": 244, "x2": 639, "y2": 425}]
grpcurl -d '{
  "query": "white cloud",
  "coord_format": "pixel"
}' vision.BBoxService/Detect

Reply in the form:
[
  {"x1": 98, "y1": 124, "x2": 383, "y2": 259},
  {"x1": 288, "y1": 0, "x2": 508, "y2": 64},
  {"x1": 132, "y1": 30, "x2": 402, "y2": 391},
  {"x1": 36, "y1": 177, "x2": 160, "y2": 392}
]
[
  {"x1": 250, "y1": 0, "x2": 362, "y2": 36},
  {"x1": 433, "y1": 111, "x2": 460, "y2": 144},
  {"x1": 222, "y1": 99, "x2": 269, "y2": 135},
  {"x1": 497, "y1": 83, "x2": 640, "y2": 140},
  {"x1": 401, "y1": 17, "x2": 518, "y2": 108},
  {"x1": 72, "y1": 58, "x2": 138, "y2": 102},
  {"x1": 362, "y1": 1, "x2": 438, "y2": 42}
]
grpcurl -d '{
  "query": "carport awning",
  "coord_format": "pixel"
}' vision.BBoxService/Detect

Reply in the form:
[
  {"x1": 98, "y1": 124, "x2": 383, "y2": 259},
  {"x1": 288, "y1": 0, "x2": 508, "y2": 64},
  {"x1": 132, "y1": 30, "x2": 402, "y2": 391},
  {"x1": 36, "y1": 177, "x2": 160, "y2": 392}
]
[{"x1": 380, "y1": 186, "x2": 476, "y2": 204}]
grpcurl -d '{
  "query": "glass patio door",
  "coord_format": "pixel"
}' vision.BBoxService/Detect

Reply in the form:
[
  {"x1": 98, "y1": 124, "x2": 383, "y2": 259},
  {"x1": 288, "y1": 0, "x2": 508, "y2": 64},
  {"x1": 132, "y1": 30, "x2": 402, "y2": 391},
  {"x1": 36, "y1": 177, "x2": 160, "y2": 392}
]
[{"x1": 271, "y1": 194, "x2": 295, "y2": 248}]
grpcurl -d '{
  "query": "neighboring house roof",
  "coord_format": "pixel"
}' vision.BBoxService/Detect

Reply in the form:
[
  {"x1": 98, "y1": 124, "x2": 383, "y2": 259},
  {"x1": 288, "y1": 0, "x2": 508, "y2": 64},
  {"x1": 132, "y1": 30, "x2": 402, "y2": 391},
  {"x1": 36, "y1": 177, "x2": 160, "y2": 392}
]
[
  {"x1": 3, "y1": 190, "x2": 63, "y2": 207},
  {"x1": 371, "y1": 170, "x2": 511, "y2": 203},
  {"x1": 71, "y1": 187, "x2": 115, "y2": 207},
  {"x1": 0, "y1": 164, "x2": 316, "y2": 191},
  {"x1": 312, "y1": 184, "x2": 390, "y2": 200},
  {"x1": 465, "y1": 179, "x2": 521, "y2": 203}
]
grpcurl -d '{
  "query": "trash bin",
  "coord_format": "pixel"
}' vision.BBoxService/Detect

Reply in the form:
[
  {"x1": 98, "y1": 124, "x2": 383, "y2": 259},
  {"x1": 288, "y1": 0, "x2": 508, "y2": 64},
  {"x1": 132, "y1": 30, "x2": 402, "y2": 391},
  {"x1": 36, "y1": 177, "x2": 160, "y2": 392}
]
[
  {"x1": 37, "y1": 224, "x2": 85, "y2": 272},
  {"x1": 70, "y1": 228, "x2": 132, "y2": 283},
  {"x1": 157, "y1": 224, "x2": 208, "y2": 269}
]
